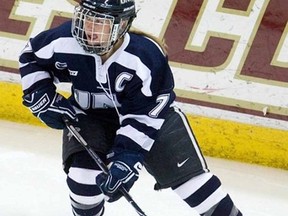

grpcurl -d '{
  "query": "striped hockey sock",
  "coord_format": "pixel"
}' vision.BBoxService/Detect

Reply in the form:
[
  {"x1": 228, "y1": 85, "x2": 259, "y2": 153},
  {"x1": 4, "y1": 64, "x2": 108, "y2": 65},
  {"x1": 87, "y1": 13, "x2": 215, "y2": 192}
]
[{"x1": 172, "y1": 172, "x2": 242, "y2": 216}]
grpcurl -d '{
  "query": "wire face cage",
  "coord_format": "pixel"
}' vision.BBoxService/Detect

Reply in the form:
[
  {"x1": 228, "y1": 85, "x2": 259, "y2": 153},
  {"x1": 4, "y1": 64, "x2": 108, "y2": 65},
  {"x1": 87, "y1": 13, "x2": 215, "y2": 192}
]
[{"x1": 72, "y1": 6, "x2": 117, "y2": 55}]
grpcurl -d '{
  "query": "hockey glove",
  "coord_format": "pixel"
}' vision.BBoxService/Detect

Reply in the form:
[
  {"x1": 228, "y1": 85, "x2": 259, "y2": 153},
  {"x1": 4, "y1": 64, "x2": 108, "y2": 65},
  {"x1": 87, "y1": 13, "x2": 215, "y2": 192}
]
[
  {"x1": 96, "y1": 150, "x2": 143, "y2": 202},
  {"x1": 23, "y1": 86, "x2": 77, "y2": 129}
]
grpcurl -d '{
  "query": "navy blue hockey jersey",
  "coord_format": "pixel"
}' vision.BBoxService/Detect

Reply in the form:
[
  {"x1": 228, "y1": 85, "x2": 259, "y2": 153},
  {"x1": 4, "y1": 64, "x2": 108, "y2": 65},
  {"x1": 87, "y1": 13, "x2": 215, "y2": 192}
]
[{"x1": 19, "y1": 21, "x2": 176, "y2": 152}]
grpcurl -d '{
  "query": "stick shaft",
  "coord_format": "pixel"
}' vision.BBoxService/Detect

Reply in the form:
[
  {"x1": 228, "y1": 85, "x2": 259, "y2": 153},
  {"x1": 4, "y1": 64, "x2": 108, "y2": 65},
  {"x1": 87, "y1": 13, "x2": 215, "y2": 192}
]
[{"x1": 63, "y1": 118, "x2": 147, "y2": 216}]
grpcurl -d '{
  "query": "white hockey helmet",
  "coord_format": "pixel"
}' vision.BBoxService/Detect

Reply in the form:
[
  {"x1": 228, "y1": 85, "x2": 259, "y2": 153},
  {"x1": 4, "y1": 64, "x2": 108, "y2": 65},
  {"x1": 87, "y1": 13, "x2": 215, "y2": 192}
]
[{"x1": 72, "y1": 0, "x2": 136, "y2": 55}]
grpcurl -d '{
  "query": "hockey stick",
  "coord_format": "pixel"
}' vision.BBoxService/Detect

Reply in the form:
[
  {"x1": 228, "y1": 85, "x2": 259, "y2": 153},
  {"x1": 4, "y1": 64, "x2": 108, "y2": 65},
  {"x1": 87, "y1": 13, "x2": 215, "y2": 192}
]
[{"x1": 63, "y1": 117, "x2": 147, "y2": 216}]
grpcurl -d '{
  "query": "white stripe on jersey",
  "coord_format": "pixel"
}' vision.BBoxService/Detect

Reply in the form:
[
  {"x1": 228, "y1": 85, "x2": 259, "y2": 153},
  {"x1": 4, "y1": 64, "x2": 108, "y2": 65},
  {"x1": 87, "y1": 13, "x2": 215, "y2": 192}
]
[
  {"x1": 118, "y1": 50, "x2": 152, "y2": 96},
  {"x1": 34, "y1": 38, "x2": 86, "y2": 59},
  {"x1": 119, "y1": 114, "x2": 164, "y2": 130},
  {"x1": 108, "y1": 34, "x2": 152, "y2": 97},
  {"x1": 19, "y1": 61, "x2": 37, "y2": 68},
  {"x1": 116, "y1": 125, "x2": 154, "y2": 151},
  {"x1": 21, "y1": 71, "x2": 51, "y2": 90}
]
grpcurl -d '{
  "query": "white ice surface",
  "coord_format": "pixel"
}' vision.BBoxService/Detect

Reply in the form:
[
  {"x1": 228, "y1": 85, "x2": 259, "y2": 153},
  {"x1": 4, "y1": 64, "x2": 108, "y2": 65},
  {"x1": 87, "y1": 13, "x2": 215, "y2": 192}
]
[{"x1": 0, "y1": 120, "x2": 287, "y2": 216}]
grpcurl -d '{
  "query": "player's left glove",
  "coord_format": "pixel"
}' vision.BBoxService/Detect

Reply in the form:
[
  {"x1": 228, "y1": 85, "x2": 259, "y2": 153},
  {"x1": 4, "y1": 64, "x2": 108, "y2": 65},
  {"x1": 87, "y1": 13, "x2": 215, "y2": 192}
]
[{"x1": 96, "y1": 150, "x2": 143, "y2": 202}]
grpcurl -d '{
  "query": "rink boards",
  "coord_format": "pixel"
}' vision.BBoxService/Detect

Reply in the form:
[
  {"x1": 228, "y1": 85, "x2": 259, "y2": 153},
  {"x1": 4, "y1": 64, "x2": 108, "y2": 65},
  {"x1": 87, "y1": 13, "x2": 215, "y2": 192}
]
[{"x1": 0, "y1": 77, "x2": 287, "y2": 170}]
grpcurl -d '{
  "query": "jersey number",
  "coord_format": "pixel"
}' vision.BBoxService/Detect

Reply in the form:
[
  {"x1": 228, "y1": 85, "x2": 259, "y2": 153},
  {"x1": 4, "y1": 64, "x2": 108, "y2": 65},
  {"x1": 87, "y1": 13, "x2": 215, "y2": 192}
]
[{"x1": 149, "y1": 94, "x2": 170, "y2": 118}]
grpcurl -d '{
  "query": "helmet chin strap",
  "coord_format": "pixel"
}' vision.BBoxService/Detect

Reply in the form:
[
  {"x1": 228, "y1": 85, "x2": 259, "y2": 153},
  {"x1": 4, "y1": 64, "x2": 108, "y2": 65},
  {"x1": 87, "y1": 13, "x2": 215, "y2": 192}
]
[
  {"x1": 99, "y1": 36, "x2": 124, "y2": 59},
  {"x1": 97, "y1": 23, "x2": 119, "y2": 55},
  {"x1": 98, "y1": 22, "x2": 127, "y2": 56},
  {"x1": 110, "y1": 24, "x2": 120, "y2": 42}
]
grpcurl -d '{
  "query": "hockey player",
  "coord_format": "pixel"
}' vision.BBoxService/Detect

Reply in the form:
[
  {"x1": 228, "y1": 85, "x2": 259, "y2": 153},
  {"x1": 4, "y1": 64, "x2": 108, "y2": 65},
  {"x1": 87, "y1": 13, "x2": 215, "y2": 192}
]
[{"x1": 19, "y1": 0, "x2": 242, "y2": 215}]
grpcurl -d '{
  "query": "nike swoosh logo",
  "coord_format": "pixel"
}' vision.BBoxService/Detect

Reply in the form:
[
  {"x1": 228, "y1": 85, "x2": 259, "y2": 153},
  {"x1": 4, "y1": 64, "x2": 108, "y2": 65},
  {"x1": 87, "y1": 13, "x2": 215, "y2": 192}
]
[{"x1": 177, "y1": 158, "x2": 190, "y2": 167}]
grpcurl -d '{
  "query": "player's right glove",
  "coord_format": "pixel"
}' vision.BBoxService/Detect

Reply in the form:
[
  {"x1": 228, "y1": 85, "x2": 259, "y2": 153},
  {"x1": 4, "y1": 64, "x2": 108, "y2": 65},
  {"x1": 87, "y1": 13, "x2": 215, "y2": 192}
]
[{"x1": 23, "y1": 86, "x2": 77, "y2": 129}]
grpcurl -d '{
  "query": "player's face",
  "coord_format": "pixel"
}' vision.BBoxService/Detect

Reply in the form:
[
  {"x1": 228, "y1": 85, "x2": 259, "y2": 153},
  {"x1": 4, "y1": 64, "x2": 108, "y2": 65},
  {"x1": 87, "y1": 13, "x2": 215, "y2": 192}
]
[{"x1": 84, "y1": 16, "x2": 112, "y2": 46}]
